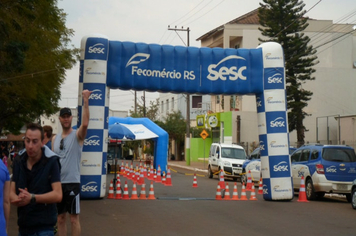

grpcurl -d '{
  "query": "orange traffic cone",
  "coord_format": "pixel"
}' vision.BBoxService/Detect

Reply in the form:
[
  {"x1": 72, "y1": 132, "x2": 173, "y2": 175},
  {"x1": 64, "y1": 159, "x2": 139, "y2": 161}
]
[
  {"x1": 123, "y1": 162, "x2": 128, "y2": 177},
  {"x1": 131, "y1": 183, "x2": 139, "y2": 200},
  {"x1": 224, "y1": 183, "x2": 231, "y2": 200},
  {"x1": 147, "y1": 181, "x2": 156, "y2": 200},
  {"x1": 138, "y1": 168, "x2": 144, "y2": 185},
  {"x1": 143, "y1": 164, "x2": 147, "y2": 178},
  {"x1": 115, "y1": 181, "x2": 122, "y2": 200},
  {"x1": 240, "y1": 183, "x2": 248, "y2": 200},
  {"x1": 249, "y1": 185, "x2": 257, "y2": 201},
  {"x1": 122, "y1": 181, "x2": 130, "y2": 200},
  {"x1": 215, "y1": 184, "x2": 222, "y2": 200},
  {"x1": 156, "y1": 165, "x2": 162, "y2": 182},
  {"x1": 120, "y1": 161, "x2": 124, "y2": 174},
  {"x1": 231, "y1": 183, "x2": 239, "y2": 200},
  {"x1": 116, "y1": 173, "x2": 120, "y2": 184},
  {"x1": 133, "y1": 165, "x2": 139, "y2": 183},
  {"x1": 165, "y1": 167, "x2": 172, "y2": 186},
  {"x1": 126, "y1": 168, "x2": 131, "y2": 179},
  {"x1": 139, "y1": 183, "x2": 147, "y2": 200},
  {"x1": 192, "y1": 173, "x2": 198, "y2": 188},
  {"x1": 162, "y1": 172, "x2": 166, "y2": 185},
  {"x1": 246, "y1": 170, "x2": 253, "y2": 191},
  {"x1": 258, "y1": 178, "x2": 263, "y2": 195},
  {"x1": 107, "y1": 180, "x2": 114, "y2": 199},
  {"x1": 153, "y1": 170, "x2": 157, "y2": 182},
  {"x1": 219, "y1": 169, "x2": 225, "y2": 190},
  {"x1": 147, "y1": 168, "x2": 151, "y2": 180},
  {"x1": 149, "y1": 163, "x2": 154, "y2": 180},
  {"x1": 298, "y1": 175, "x2": 309, "y2": 202}
]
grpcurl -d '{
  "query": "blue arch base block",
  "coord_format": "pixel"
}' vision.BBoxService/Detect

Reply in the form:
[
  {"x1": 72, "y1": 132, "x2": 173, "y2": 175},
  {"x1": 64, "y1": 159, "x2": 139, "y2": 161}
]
[
  {"x1": 80, "y1": 175, "x2": 102, "y2": 199},
  {"x1": 263, "y1": 178, "x2": 294, "y2": 200},
  {"x1": 108, "y1": 117, "x2": 169, "y2": 174}
]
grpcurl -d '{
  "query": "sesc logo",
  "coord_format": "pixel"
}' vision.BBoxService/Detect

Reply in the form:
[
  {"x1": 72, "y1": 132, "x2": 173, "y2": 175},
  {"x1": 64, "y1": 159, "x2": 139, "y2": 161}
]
[
  {"x1": 82, "y1": 181, "x2": 98, "y2": 192},
  {"x1": 267, "y1": 73, "x2": 283, "y2": 83},
  {"x1": 207, "y1": 55, "x2": 247, "y2": 81},
  {"x1": 88, "y1": 43, "x2": 105, "y2": 54},
  {"x1": 89, "y1": 89, "x2": 103, "y2": 100},
  {"x1": 270, "y1": 117, "x2": 285, "y2": 128},
  {"x1": 326, "y1": 166, "x2": 337, "y2": 173},
  {"x1": 126, "y1": 53, "x2": 150, "y2": 67},
  {"x1": 84, "y1": 135, "x2": 101, "y2": 146},
  {"x1": 273, "y1": 161, "x2": 288, "y2": 172},
  {"x1": 263, "y1": 184, "x2": 269, "y2": 195},
  {"x1": 256, "y1": 96, "x2": 262, "y2": 107},
  {"x1": 259, "y1": 141, "x2": 265, "y2": 152}
]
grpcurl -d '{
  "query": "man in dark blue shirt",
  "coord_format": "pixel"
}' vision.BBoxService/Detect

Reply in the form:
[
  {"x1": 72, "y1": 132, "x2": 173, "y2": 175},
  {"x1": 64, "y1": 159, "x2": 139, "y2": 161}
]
[{"x1": 10, "y1": 123, "x2": 62, "y2": 236}]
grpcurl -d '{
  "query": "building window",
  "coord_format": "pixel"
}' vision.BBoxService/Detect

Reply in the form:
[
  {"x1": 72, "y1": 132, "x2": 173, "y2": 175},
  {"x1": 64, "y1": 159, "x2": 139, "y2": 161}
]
[
  {"x1": 166, "y1": 99, "x2": 169, "y2": 112},
  {"x1": 192, "y1": 95, "x2": 202, "y2": 108},
  {"x1": 216, "y1": 95, "x2": 220, "y2": 104},
  {"x1": 161, "y1": 101, "x2": 164, "y2": 113},
  {"x1": 171, "y1": 97, "x2": 174, "y2": 111}
]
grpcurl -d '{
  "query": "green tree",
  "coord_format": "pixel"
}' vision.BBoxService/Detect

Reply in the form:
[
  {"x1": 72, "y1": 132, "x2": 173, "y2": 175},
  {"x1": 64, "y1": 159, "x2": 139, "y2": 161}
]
[
  {"x1": 0, "y1": 0, "x2": 77, "y2": 134},
  {"x1": 161, "y1": 111, "x2": 186, "y2": 160},
  {"x1": 258, "y1": 0, "x2": 318, "y2": 146},
  {"x1": 128, "y1": 97, "x2": 160, "y2": 159},
  {"x1": 130, "y1": 98, "x2": 160, "y2": 121}
]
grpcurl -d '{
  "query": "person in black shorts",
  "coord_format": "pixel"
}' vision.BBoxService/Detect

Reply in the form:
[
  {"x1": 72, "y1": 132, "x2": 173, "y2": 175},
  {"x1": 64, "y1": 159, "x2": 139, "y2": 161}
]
[{"x1": 52, "y1": 90, "x2": 91, "y2": 236}]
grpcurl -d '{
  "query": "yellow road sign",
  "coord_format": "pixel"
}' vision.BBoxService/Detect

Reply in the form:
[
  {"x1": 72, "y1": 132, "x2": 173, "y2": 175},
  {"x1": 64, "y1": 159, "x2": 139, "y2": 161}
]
[{"x1": 200, "y1": 129, "x2": 209, "y2": 140}]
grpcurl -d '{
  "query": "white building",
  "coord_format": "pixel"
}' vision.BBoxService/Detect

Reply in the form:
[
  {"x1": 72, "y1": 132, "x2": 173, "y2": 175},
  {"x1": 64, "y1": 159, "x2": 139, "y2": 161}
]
[
  {"x1": 191, "y1": 8, "x2": 356, "y2": 148},
  {"x1": 159, "y1": 93, "x2": 212, "y2": 123}
]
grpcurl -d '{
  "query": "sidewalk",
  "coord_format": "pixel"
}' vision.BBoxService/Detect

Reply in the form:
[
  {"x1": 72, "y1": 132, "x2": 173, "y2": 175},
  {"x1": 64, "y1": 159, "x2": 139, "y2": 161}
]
[{"x1": 168, "y1": 160, "x2": 208, "y2": 174}]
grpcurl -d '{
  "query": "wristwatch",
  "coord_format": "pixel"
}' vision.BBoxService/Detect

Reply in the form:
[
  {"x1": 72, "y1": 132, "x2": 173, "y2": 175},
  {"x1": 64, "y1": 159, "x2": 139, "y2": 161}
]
[{"x1": 30, "y1": 193, "x2": 36, "y2": 204}]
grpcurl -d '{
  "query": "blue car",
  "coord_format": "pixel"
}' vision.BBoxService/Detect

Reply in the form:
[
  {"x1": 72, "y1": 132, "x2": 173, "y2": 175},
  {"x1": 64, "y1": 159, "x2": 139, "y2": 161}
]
[
  {"x1": 291, "y1": 144, "x2": 356, "y2": 201},
  {"x1": 241, "y1": 147, "x2": 296, "y2": 184}
]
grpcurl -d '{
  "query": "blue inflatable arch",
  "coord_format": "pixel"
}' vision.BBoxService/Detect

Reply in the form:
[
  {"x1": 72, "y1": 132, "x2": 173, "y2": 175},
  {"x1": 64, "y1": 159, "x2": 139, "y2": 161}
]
[{"x1": 78, "y1": 34, "x2": 292, "y2": 201}]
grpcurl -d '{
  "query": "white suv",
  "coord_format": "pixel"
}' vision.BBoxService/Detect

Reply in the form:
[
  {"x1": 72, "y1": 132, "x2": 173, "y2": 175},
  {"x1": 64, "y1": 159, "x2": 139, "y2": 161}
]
[{"x1": 208, "y1": 143, "x2": 247, "y2": 181}]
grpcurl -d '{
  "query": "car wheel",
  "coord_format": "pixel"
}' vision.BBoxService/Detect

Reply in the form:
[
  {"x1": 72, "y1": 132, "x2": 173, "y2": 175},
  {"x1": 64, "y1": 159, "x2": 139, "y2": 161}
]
[
  {"x1": 305, "y1": 178, "x2": 317, "y2": 200},
  {"x1": 346, "y1": 193, "x2": 352, "y2": 203},
  {"x1": 240, "y1": 173, "x2": 247, "y2": 185},
  {"x1": 351, "y1": 189, "x2": 356, "y2": 209},
  {"x1": 208, "y1": 166, "x2": 213, "y2": 179},
  {"x1": 316, "y1": 192, "x2": 325, "y2": 200}
]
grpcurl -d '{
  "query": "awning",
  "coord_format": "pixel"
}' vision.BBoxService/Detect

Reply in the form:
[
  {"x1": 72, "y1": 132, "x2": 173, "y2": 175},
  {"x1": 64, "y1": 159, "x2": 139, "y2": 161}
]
[{"x1": 119, "y1": 124, "x2": 158, "y2": 140}]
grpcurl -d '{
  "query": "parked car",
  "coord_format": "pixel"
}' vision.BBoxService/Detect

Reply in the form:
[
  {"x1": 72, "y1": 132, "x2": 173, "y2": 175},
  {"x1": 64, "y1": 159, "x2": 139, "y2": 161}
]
[
  {"x1": 241, "y1": 147, "x2": 296, "y2": 184},
  {"x1": 351, "y1": 179, "x2": 356, "y2": 209},
  {"x1": 291, "y1": 144, "x2": 356, "y2": 202},
  {"x1": 208, "y1": 143, "x2": 247, "y2": 181}
]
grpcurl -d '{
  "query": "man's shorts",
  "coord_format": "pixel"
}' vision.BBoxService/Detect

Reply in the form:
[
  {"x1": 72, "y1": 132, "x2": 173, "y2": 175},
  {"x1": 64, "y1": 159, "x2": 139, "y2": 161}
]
[{"x1": 57, "y1": 183, "x2": 80, "y2": 215}]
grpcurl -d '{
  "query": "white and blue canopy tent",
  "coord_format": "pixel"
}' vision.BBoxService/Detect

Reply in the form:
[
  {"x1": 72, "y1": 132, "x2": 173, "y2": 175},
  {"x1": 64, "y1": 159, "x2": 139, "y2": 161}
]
[{"x1": 108, "y1": 117, "x2": 168, "y2": 173}]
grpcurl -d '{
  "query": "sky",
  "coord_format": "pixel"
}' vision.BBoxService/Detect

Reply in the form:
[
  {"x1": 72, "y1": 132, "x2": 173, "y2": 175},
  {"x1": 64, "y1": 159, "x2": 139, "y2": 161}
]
[{"x1": 57, "y1": 0, "x2": 356, "y2": 112}]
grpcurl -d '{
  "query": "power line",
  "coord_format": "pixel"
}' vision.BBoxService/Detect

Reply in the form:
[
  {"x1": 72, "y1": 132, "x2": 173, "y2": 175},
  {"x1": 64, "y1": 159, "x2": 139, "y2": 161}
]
[
  {"x1": 273, "y1": 0, "x2": 323, "y2": 38},
  {"x1": 314, "y1": 27, "x2": 356, "y2": 50},
  {"x1": 169, "y1": 0, "x2": 206, "y2": 26},
  {"x1": 182, "y1": 0, "x2": 226, "y2": 26}
]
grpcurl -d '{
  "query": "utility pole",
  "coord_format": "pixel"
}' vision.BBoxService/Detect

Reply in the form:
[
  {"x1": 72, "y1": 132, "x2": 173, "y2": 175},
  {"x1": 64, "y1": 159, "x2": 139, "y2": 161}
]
[
  {"x1": 141, "y1": 91, "x2": 146, "y2": 117},
  {"x1": 134, "y1": 91, "x2": 137, "y2": 114},
  {"x1": 168, "y1": 26, "x2": 191, "y2": 164},
  {"x1": 143, "y1": 91, "x2": 146, "y2": 117}
]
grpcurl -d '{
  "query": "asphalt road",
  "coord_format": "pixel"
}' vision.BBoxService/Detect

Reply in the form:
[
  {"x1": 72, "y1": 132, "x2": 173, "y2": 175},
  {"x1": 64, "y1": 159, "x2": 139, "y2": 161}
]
[{"x1": 7, "y1": 165, "x2": 356, "y2": 236}]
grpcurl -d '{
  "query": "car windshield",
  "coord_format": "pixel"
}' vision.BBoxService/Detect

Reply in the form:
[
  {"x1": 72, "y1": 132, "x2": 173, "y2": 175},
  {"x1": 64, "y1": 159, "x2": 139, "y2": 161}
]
[
  {"x1": 221, "y1": 148, "x2": 246, "y2": 160},
  {"x1": 322, "y1": 148, "x2": 356, "y2": 162}
]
